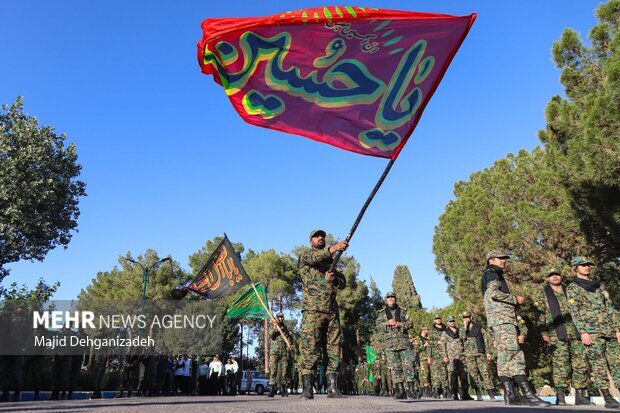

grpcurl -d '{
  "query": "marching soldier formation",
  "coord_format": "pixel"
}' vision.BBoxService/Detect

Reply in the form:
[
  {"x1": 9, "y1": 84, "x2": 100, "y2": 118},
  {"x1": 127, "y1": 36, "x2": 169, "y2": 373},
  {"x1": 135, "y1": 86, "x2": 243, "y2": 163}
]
[
  {"x1": 294, "y1": 232, "x2": 620, "y2": 408},
  {"x1": 1, "y1": 232, "x2": 619, "y2": 410}
]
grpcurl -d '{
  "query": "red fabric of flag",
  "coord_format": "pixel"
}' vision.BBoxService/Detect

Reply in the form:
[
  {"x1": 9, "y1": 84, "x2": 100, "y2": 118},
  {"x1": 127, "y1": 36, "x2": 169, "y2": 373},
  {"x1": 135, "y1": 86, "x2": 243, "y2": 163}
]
[{"x1": 198, "y1": 6, "x2": 475, "y2": 159}]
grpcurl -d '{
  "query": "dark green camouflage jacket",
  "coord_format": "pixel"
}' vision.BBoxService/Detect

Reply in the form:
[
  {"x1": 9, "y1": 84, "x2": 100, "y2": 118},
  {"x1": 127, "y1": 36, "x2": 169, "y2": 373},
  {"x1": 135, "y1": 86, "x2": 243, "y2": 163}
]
[
  {"x1": 376, "y1": 305, "x2": 413, "y2": 351},
  {"x1": 299, "y1": 247, "x2": 345, "y2": 314},
  {"x1": 567, "y1": 279, "x2": 620, "y2": 338}
]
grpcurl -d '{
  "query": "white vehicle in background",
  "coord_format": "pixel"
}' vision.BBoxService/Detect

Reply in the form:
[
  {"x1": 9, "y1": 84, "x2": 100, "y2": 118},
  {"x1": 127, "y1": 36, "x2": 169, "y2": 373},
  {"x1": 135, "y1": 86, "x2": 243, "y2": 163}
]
[{"x1": 240, "y1": 370, "x2": 271, "y2": 395}]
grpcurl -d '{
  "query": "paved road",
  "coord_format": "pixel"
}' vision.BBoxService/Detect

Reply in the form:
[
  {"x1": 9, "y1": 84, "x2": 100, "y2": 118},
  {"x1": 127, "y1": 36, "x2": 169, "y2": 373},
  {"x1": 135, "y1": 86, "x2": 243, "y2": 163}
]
[{"x1": 0, "y1": 395, "x2": 613, "y2": 413}]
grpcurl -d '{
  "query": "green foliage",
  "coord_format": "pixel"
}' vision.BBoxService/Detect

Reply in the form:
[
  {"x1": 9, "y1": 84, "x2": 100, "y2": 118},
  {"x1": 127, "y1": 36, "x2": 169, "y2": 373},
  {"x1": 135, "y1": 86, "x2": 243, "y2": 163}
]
[
  {"x1": 78, "y1": 249, "x2": 189, "y2": 305},
  {"x1": 433, "y1": 148, "x2": 593, "y2": 314},
  {"x1": 538, "y1": 1, "x2": 620, "y2": 265},
  {"x1": 0, "y1": 278, "x2": 59, "y2": 310},
  {"x1": 243, "y1": 248, "x2": 300, "y2": 312},
  {"x1": 0, "y1": 97, "x2": 86, "y2": 280},
  {"x1": 391, "y1": 265, "x2": 422, "y2": 313}
]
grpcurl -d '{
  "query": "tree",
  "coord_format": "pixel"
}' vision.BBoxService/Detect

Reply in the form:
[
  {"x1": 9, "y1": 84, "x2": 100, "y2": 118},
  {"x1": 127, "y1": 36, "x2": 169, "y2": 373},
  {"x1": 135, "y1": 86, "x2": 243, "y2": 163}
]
[
  {"x1": 538, "y1": 1, "x2": 620, "y2": 260},
  {"x1": 433, "y1": 148, "x2": 594, "y2": 313},
  {"x1": 0, "y1": 97, "x2": 86, "y2": 281},
  {"x1": 391, "y1": 265, "x2": 422, "y2": 313},
  {"x1": 433, "y1": 148, "x2": 596, "y2": 386}
]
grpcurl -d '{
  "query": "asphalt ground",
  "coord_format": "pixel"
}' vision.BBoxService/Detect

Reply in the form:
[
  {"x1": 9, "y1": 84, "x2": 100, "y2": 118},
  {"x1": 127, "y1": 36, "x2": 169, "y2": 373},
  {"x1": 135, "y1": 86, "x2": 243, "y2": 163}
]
[{"x1": 0, "y1": 394, "x2": 617, "y2": 413}]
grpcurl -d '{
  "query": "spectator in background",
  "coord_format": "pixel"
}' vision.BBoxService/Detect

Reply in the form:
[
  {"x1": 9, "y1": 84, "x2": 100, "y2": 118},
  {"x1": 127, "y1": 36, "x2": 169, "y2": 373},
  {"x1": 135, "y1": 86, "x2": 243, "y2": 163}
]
[
  {"x1": 209, "y1": 356, "x2": 223, "y2": 395},
  {"x1": 245, "y1": 369, "x2": 253, "y2": 395},
  {"x1": 198, "y1": 357, "x2": 209, "y2": 395}
]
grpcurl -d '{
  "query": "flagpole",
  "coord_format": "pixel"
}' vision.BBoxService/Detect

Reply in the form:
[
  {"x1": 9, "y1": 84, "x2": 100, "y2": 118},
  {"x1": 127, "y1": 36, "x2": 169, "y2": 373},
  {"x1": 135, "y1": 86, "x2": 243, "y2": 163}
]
[
  {"x1": 329, "y1": 158, "x2": 396, "y2": 272},
  {"x1": 250, "y1": 282, "x2": 291, "y2": 348}
]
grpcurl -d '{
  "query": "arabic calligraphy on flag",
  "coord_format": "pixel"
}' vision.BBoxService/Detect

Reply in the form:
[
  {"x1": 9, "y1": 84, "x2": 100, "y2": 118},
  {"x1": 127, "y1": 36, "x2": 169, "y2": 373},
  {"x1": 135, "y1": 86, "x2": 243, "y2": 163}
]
[
  {"x1": 198, "y1": 7, "x2": 475, "y2": 159},
  {"x1": 187, "y1": 235, "x2": 250, "y2": 298}
]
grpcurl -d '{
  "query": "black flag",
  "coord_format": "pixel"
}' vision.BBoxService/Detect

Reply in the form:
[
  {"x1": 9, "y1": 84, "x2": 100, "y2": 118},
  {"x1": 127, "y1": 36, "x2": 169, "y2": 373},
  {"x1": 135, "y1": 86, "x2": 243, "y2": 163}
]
[{"x1": 186, "y1": 235, "x2": 251, "y2": 298}]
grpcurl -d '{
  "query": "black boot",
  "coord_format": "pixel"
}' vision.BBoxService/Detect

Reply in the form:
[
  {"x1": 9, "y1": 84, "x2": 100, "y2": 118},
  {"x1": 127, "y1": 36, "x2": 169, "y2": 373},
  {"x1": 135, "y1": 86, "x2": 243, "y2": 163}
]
[
  {"x1": 555, "y1": 387, "x2": 566, "y2": 405},
  {"x1": 475, "y1": 388, "x2": 483, "y2": 401},
  {"x1": 116, "y1": 391, "x2": 124, "y2": 398},
  {"x1": 49, "y1": 390, "x2": 59, "y2": 401},
  {"x1": 406, "y1": 382, "x2": 416, "y2": 399},
  {"x1": 300, "y1": 375, "x2": 313, "y2": 400},
  {"x1": 575, "y1": 388, "x2": 593, "y2": 405},
  {"x1": 461, "y1": 387, "x2": 474, "y2": 401},
  {"x1": 90, "y1": 390, "x2": 102, "y2": 399},
  {"x1": 326, "y1": 373, "x2": 344, "y2": 398},
  {"x1": 500, "y1": 377, "x2": 521, "y2": 405},
  {"x1": 268, "y1": 384, "x2": 277, "y2": 398},
  {"x1": 431, "y1": 387, "x2": 439, "y2": 398},
  {"x1": 127, "y1": 390, "x2": 132, "y2": 398},
  {"x1": 33, "y1": 390, "x2": 40, "y2": 401},
  {"x1": 10, "y1": 391, "x2": 20, "y2": 402},
  {"x1": 393, "y1": 382, "x2": 407, "y2": 400},
  {"x1": 451, "y1": 388, "x2": 458, "y2": 400},
  {"x1": 0, "y1": 391, "x2": 8, "y2": 402},
  {"x1": 600, "y1": 388, "x2": 620, "y2": 409},
  {"x1": 422, "y1": 387, "x2": 430, "y2": 398},
  {"x1": 281, "y1": 385, "x2": 288, "y2": 397},
  {"x1": 488, "y1": 389, "x2": 496, "y2": 400},
  {"x1": 514, "y1": 375, "x2": 550, "y2": 407},
  {"x1": 67, "y1": 391, "x2": 73, "y2": 400},
  {"x1": 444, "y1": 386, "x2": 451, "y2": 399}
]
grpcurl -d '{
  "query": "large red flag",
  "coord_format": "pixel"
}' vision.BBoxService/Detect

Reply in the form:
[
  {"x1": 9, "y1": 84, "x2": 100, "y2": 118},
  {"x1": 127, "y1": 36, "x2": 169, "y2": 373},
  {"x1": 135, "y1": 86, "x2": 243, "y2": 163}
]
[{"x1": 198, "y1": 7, "x2": 475, "y2": 159}]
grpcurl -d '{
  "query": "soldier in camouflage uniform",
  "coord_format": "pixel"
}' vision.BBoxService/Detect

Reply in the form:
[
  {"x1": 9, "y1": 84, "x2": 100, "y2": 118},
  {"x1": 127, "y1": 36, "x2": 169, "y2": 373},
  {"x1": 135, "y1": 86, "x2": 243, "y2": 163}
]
[
  {"x1": 567, "y1": 256, "x2": 620, "y2": 409},
  {"x1": 533, "y1": 268, "x2": 591, "y2": 406},
  {"x1": 298, "y1": 229, "x2": 348, "y2": 399},
  {"x1": 268, "y1": 313, "x2": 290, "y2": 398},
  {"x1": 376, "y1": 292, "x2": 416, "y2": 399},
  {"x1": 462, "y1": 311, "x2": 495, "y2": 400},
  {"x1": 416, "y1": 327, "x2": 431, "y2": 397},
  {"x1": 117, "y1": 345, "x2": 140, "y2": 398},
  {"x1": 482, "y1": 250, "x2": 549, "y2": 406},
  {"x1": 378, "y1": 353, "x2": 390, "y2": 396},
  {"x1": 439, "y1": 316, "x2": 474, "y2": 401},
  {"x1": 428, "y1": 315, "x2": 449, "y2": 398}
]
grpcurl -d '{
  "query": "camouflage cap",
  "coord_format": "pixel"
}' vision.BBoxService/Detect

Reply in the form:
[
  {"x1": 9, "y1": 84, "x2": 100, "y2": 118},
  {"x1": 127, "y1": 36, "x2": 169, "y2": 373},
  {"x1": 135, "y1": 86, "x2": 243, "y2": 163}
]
[
  {"x1": 446, "y1": 316, "x2": 456, "y2": 322},
  {"x1": 421, "y1": 326, "x2": 429, "y2": 331},
  {"x1": 486, "y1": 250, "x2": 510, "y2": 262},
  {"x1": 309, "y1": 229, "x2": 326, "y2": 240},
  {"x1": 546, "y1": 268, "x2": 562, "y2": 277},
  {"x1": 570, "y1": 256, "x2": 594, "y2": 266},
  {"x1": 433, "y1": 314, "x2": 442, "y2": 319},
  {"x1": 462, "y1": 311, "x2": 472, "y2": 318},
  {"x1": 386, "y1": 291, "x2": 397, "y2": 299}
]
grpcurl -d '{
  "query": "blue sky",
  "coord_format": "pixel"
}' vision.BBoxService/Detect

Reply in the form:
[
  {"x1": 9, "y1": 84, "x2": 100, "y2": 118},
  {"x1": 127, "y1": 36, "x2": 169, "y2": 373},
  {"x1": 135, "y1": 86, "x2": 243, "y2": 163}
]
[{"x1": 1, "y1": 1, "x2": 600, "y2": 308}]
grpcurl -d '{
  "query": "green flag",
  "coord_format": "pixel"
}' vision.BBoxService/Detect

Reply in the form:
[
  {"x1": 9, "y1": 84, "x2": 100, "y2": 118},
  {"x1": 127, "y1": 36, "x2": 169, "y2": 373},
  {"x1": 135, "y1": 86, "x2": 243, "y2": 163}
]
[
  {"x1": 226, "y1": 283, "x2": 268, "y2": 319},
  {"x1": 366, "y1": 344, "x2": 378, "y2": 382}
]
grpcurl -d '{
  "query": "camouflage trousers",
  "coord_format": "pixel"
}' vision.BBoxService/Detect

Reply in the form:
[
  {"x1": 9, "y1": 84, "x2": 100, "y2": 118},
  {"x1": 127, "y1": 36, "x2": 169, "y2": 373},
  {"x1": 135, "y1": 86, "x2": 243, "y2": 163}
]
[
  {"x1": 385, "y1": 348, "x2": 415, "y2": 384},
  {"x1": 490, "y1": 324, "x2": 525, "y2": 378},
  {"x1": 464, "y1": 354, "x2": 494, "y2": 390},
  {"x1": 418, "y1": 361, "x2": 430, "y2": 387},
  {"x1": 546, "y1": 337, "x2": 588, "y2": 389},
  {"x1": 447, "y1": 358, "x2": 468, "y2": 390},
  {"x1": 300, "y1": 311, "x2": 341, "y2": 376},
  {"x1": 269, "y1": 351, "x2": 288, "y2": 386},
  {"x1": 381, "y1": 368, "x2": 392, "y2": 392},
  {"x1": 584, "y1": 336, "x2": 620, "y2": 390},
  {"x1": 120, "y1": 365, "x2": 139, "y2": 392},
  {"x1": 429, "y1": 357, "x2": 448, "y2": 387},
  {"x1": 93, "y1": 356, "x2": 108, "y2": 391}
]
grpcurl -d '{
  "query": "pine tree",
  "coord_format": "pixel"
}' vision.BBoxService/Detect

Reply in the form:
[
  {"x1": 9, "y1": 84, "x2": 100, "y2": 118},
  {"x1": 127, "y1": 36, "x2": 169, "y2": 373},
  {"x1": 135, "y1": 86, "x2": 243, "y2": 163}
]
[{"x1": 391, "y1": 265, "x2": 422, "y2": 313}]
